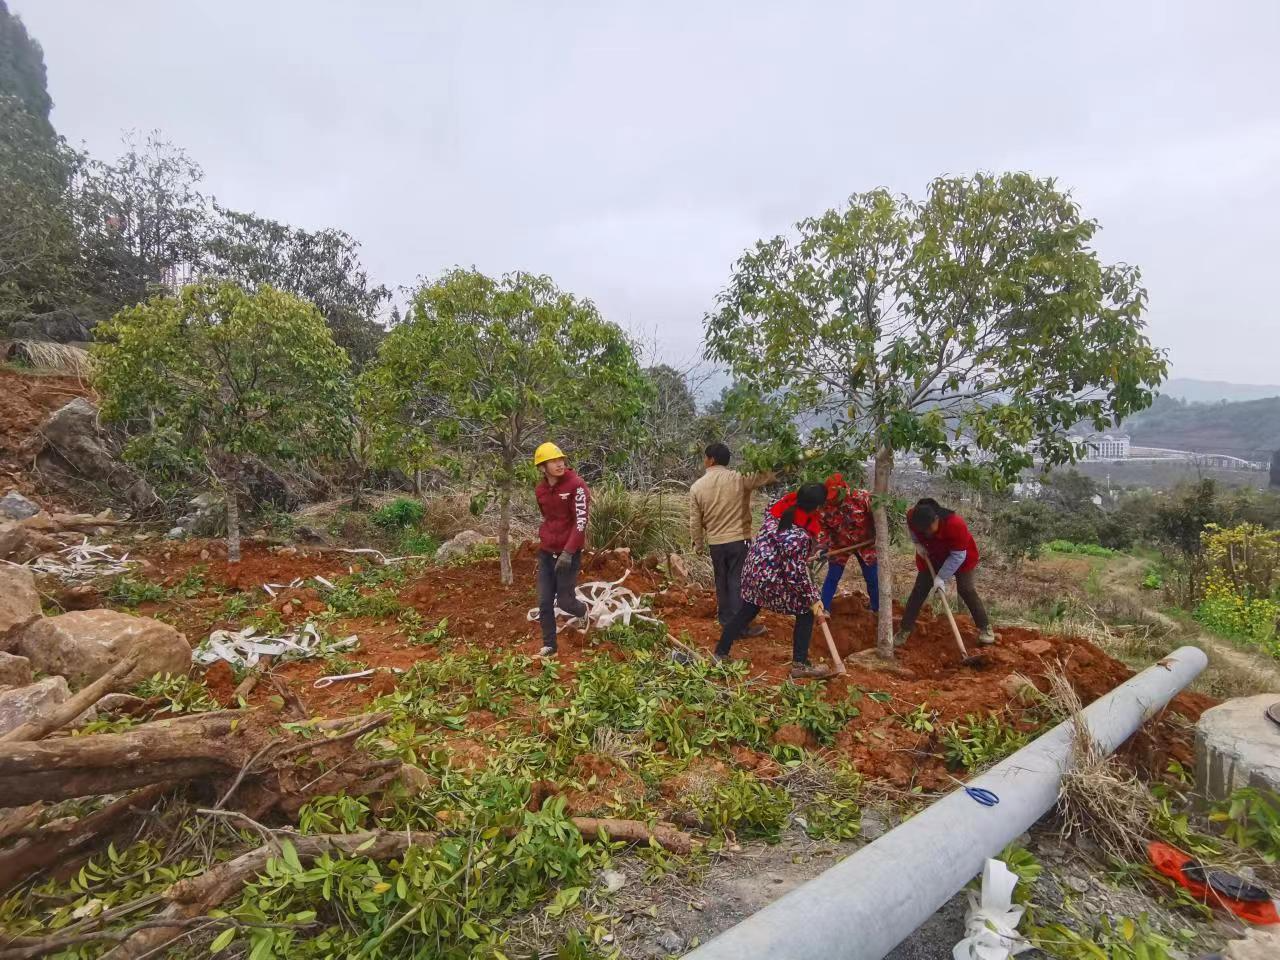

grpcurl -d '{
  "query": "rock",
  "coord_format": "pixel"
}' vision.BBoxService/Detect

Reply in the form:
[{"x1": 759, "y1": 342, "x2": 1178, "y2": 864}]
[
  {"x1": 0, "y1": 652, "x2": 33, "y2": 687},
  {"x1": 0, "y1": 677, "x2": 70, "y2": 735},
  {"x1": 1020, "y1": 638, "x2": 1054, "y2": 656},
  {"x1": 600, "y1": 869, "x2": 627, "y2": 893},
  {"x1": 665, "y1": 553, "x2": 690, "y2": 582},
  {"x1": 12, "y1": 306, "x2": 94, "y2": 343},
  {"x1": 166, "y1": 527, "x2": 186, "y2": 540},
  {"x1": 1195, "y1": 695, "x2": 1280, "y2": 805},
  {"x1": 601, "y1": 547, "x2": 632, "y2": 565},
  {"x1": 655, "y1": 930, "x2": 684, "y2": 954},
  {"x1": 55, "y1": 583, "x2": 103, "y2": 611},
  {"x1": 18, "y1": 610, "x2": 191, "y2": 690},
  {"x1": 295, "y1": 525, "x2": 328, "y2": 545},
  {"x1": 434, "y1": 530, "x2": 491, "y2": 564},
  {"x1": 0, "y1": 490, "x2": 40, "y2": 521},
  {"x1": 95, "y1": 693, "x2": 146, "y2": 713},
  {"x1": 176, "y1": 492, "x2": 225, "y2": 536},
  {"x1": 36, "y1": 399, "x2": 156, "y2": 510},
  {"x1": 1064, "y1": 873, "x2": 1090, "y2": 894},
  {"x1": 1224, "y1": 927, "x2": 1280, "y2": 959},
  {"x1": 0, "y1": 566, "x2": 42, "y2": 650},
  {"x1": 1001, "y1": 674, "x2": 1040, "y2": 703},
  {"x1": 860, "y1": 811, "x2": 889, "y2": 841},
  {"x1": 0, "y1": 520, "x2": 59, "y2": 564}
]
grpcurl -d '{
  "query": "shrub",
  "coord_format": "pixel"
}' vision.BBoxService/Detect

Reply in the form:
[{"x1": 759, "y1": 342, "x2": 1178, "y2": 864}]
[
  {"x1": 372, "y1": 497, "x2": 426, "y2": 530},
  {"x1": 106, "y1": 576, "x2": 166, "y2": 607},
  {"x1": 693, "y1": 769, "x2": 791, "y2": 841},
  {"x1": 586, "y1": 484, "x2": 685, "y2": 557},
  {"x1": 941, "y1": 713, "x2": 1031, "y2": 771},
  {"x1": 1046, "y1": 540, "x2": 1115, "y2": 558}
]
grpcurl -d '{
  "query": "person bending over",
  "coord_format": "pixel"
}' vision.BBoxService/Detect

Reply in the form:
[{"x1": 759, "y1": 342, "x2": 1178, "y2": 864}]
[
  {"x1": 896, "y1": 497, "x2": 995, "y2": 648},
  {"x1": 715, "y1": 483, "x2": 833, "y2": 680}
]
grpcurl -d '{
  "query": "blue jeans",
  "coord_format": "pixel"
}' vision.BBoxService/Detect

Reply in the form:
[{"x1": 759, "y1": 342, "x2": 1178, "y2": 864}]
[{"x1": 822, "y1": 556, "x2": 878, "y2": 612}]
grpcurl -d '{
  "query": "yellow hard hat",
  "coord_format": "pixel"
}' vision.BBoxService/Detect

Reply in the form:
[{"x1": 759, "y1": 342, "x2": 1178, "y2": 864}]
[{"x1": 533, "y1": 442, "x2": 566, "y2": 466}]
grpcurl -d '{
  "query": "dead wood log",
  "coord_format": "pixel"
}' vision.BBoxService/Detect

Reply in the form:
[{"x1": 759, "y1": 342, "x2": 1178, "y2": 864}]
[
  {"x1": 0, "y1": 655, "x2": 139, "y2": 743},
  {"x1": 569, "y1": 817, "x2": 698, "y2": 855},
  {"x1": 0, "y1": 711, "x2": 398, "y2": 809},
  {"x1": 101, "y1": 829, "x2": 435, "y2": 960},
  {"x1": 0, "y1": 784, "x2": 168, "y2": 893},
  {"x1": 0, "y1": 805, "x2": 43, "y2": 845}
]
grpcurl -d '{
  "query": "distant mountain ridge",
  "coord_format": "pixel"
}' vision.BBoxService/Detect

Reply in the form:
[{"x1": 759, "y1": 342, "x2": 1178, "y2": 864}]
[
  {"x1": 1122, "y1": 394, "x2": 1280, "y2": 461},
  {"x1": 1160, "y1": 378, "x2": 1280, "y2": 404}
]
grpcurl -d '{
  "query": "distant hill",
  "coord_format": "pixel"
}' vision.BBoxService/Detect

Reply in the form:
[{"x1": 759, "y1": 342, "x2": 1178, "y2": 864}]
[
  {"x1": 1122, "y1": 394, "x2": 1280, "y2": 461},
  {"x1": 1160, "y1": 378, "x2": 1280, "y2": 404}
]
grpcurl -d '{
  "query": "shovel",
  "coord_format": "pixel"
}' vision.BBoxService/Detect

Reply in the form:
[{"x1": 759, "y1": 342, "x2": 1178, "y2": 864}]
[
  {"x1": 923, "y1": 556, "x2": 988, "y2": 669},
  {"x1": 813, "y1": 604, "x2": 848, "y2": 676}
]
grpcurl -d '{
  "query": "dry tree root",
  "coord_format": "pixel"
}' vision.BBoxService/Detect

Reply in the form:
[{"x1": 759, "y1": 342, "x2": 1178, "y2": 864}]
[
  {"x1": 569, "y1": 817, "x2": 698, "y2": 855},
  {"x1": 0, "y1": 711, "x2": 398, "y2": 811},
  {"x1": 0, "y1": 785, "x2": 169, "y2": 893}
]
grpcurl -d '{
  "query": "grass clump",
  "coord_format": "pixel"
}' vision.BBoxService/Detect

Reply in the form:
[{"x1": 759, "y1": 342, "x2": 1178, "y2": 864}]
[
  {"x1": 587, "y1": 484, "x2": 685, "y2": 556},
  {"x1": 1046, "y1": 540, "x2": 1116, "y2": 558},
  {"x1": 372, "y1": 497, "x2": 426, "y2": 530}
]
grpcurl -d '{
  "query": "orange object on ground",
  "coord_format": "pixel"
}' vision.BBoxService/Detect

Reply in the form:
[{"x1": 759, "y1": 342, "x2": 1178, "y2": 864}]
[{"x1": 1148, "y1": 842, "x2": 1280, "y2": 925}]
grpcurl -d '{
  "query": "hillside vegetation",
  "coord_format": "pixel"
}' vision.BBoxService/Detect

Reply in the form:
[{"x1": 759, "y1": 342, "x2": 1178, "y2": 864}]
[{"x1": 1123, "y1": 394, "x2": 1280, "y2": 460}]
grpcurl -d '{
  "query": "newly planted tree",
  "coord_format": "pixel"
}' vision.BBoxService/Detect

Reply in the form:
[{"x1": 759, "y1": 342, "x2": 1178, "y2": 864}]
[
  {"x1": 360, "y1": 268, "x2": 649, "y2": 584},
  {"x1": 94, "y1": 282, "x2": 352, "y2": 561},
  {"x1": 706, "y1": 173, "x2": 1166, "y2": 657}
]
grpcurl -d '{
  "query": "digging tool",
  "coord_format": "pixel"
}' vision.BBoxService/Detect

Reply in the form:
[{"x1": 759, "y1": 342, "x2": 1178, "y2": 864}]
[
  {"x1": 813, "y1": 602, "x2": 848, "y2": 676},
  {"x1": 824, "y1": 539, "x2": 874, "y2": 561},
  {"x1": 922, "y1": 556, "x2": 988, "y2": 669}
]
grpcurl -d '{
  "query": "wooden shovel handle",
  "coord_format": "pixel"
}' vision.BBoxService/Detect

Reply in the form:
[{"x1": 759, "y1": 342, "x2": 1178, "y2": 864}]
[
  {"x1": 923, "y1": 556, "x2": 971, "y2": 661},
  {"x1": 818, "y1": 617, "x2": 848, "y2": 675}
]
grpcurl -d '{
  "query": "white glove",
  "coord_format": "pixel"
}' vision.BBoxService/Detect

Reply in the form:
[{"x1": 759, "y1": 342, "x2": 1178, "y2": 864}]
[{"x1": 933, "y1": 577, "x2": 948, "y2": 593}]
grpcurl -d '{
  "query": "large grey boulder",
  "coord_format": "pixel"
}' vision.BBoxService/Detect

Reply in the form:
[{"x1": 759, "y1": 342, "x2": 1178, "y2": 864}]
[
  {"x1": 0, "y1": 676, "x2": 70, "y2": 736},
  {"x1": 18, "y1": 610, "x2": 191, "y2": 690},
  {"x1": 8, "y1": 307, "x2": 93, "y2": 343},
  {"x1": 434, "y1": 530, "x2": 491, "y2": 564},
  {"x1": 1194, "y1": 695, "x2": 1280, "y2": 805},
  {"x1": 0, "y1": 566, "x2": 42, "y2": 650},
  {"x1": 35, "y1": 398, "x2": 155, "y2": 510},
  {"x1": 0, "y1": 651, "x2": 33, "y2": 687},
  {"x1": 0, "y1": 490, "x2": 40, "y2": 521}
]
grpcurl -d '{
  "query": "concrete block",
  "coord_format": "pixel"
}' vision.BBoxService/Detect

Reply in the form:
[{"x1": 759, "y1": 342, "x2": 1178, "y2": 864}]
[{"x1": 1194, "y1": 694, "x2": 1280, "y2": 805}]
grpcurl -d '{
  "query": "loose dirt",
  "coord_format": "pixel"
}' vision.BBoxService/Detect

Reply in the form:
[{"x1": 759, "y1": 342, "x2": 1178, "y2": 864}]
[
  {"x1": 0, "y1": 365, "x2": 91, "y2": 510},
  {"x1": 110, "y1": 537, "x2": 1212, "y2": 794}
]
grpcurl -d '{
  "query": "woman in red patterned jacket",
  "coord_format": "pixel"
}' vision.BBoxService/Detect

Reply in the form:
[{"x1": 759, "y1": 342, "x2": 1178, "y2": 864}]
[
  {"x1": 815, "y1": 473, "x2": 878, "y2": 614},
  {"x1": 714, "y1": 483, "x2": 832, "y2": 680}
]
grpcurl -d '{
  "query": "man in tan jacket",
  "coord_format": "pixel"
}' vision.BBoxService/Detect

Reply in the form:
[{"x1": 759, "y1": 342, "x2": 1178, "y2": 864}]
[{"x1": 690, "y1": 442, "x2": 774, "y2": 634}]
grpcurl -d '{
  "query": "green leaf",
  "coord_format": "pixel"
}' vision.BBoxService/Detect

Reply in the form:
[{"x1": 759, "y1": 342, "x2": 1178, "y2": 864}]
[
  {"x1": 209, "y1": 927, "x2": 236, "y2": 953},
  {"x1": 280, "y1": 840, "x2": 302, "y2": 873}
]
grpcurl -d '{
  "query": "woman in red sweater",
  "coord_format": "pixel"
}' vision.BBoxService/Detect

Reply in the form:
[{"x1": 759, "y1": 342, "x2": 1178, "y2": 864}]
[{"x1": 896, "y1": 498, "x2": 996, "y2": 648}]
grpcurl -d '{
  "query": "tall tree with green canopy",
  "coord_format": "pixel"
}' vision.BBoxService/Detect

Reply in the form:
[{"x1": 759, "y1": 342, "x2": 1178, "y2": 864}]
[
  {"x1": 361, "y1": 268, "x2": 650, "y2": 584},
  {"x1": 0, "y1": 0, "x2": 52, "y2": 128},
  {"x1": 705, "y1": 172, "x2": 1166, "y2": 658},
  {"x1": 0, "y1": 94, "x2": 82, "y2": 318},
  {"x1": 94, "y1": 282, "x2": 352, "y2": 562},
  {"x1": 201, "y1": 203, "x2": 392, "y2": 366}
]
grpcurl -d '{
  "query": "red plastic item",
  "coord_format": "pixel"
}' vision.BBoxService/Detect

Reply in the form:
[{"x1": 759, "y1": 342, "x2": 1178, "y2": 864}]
[{"x1": 1148, "y1": 842, "x2": 1280, "y2": 925}]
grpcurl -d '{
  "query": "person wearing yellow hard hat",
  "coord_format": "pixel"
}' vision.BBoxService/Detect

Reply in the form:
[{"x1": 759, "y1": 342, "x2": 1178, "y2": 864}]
[{"x1": 532, "y1": 441, "x2": 590, "y2": 657}]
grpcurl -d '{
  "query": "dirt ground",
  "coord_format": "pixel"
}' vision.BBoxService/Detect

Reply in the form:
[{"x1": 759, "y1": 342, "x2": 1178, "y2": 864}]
[
  {"x1": 119, "y1": 537, "x2": 1213, "y2": 794},
  {"x1": 0, "y1": 365, "x2": 91, "y2": 511}
]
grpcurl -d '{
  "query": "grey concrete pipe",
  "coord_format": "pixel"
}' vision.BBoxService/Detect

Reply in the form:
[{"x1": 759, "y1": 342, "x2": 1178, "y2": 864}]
[{"x1": 683, "y1": 645, "x2": 1208, "y2": 960}]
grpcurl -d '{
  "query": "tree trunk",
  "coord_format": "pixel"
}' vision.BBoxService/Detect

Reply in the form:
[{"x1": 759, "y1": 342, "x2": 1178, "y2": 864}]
[
  {"x1": 498, "y1": 485, "x2": 513, "y2": 585},
  {"x1": 872, "y1": 444, "x2": 896, "y2": 659},
  {"x1": 223, "y1": 475, "x2": 242, "y2": 564}
]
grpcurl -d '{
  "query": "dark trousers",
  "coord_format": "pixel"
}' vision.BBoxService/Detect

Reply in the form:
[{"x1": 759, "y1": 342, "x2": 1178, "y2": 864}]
[
  {"x1": 715, "y1": 601, "x2": 815, "y2": 664},
  {"x1": 899, "y1": 569, "x2": 990, "y2": 635},
  {"x1": 709, "y1": 540, "x2": 748, "y2": 626},
  {"x1": 537, "y1": 550, "x2": 586, "y2": 648}
]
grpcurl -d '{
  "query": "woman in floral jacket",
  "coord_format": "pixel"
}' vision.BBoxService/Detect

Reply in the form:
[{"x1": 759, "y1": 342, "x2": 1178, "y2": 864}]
[
  {"x1": 714, "y1": 482, "x2": 832, "y2": 679},
  {"x1": 816, "y1": 473, "x2": 878, "y2": 614}
]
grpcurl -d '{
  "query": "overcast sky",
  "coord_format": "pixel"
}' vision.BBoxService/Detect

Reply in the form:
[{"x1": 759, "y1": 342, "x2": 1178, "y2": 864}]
[{"x1": 16, "y1": 0, "x2": 1280, "y2": 384}]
